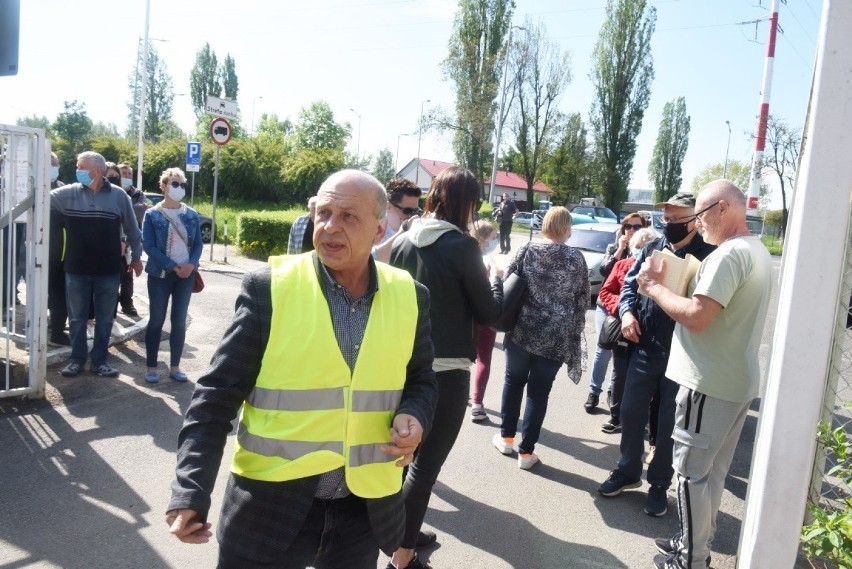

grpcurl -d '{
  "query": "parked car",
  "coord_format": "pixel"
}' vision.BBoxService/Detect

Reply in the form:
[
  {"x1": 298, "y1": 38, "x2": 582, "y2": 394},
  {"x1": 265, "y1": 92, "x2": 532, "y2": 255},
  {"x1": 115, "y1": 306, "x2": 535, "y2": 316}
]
[
  {"x1": 564, "y1": 222, "x2": 621, "y2": 297},
  {"x1": 513, "y1": 211, "x2": 542, "y2": 229},
  {"x1": 571, "y1": 206, "x2": 619, "y2": 224},
  {"x1": 144, "y1": 192, "x2": 213, "y2": 243},
  {"x1": 638, "y1": 210, "x2": 665, "y2": 232}
]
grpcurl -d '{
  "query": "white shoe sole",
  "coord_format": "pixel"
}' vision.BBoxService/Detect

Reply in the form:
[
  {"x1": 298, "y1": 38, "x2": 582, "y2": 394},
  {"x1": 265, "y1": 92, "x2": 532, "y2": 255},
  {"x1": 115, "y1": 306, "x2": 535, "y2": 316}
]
[
  {"x1": 518, "y1": 454, "x2": 540, "y2": 470},
  {"x1": 492, "y1": 434, "x2": 514, "y2": 455}
]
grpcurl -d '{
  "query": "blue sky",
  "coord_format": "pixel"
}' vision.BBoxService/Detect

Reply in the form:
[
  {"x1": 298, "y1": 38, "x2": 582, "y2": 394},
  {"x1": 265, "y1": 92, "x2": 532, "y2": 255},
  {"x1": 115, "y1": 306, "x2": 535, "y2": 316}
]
[{"x1": 1, "y1": 0, "x2": 821, "y2": 206}]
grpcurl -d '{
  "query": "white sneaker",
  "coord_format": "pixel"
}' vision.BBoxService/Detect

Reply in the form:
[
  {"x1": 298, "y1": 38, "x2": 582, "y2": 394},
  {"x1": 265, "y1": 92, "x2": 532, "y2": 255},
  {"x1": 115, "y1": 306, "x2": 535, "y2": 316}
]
[
  {"x1": 492, "y1": 432, "x2": 514, "y2": 455},
  {"x1": 518, "y1": 452, "x2": 540, "y2": 470},
  {"x1": 470, "y1": 404, "x2": 487, "y2": 422}
]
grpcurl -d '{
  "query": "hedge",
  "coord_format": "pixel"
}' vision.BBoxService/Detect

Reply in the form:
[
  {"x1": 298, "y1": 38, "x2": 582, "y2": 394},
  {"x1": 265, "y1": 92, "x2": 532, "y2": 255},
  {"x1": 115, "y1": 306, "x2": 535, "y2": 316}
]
[{"x1": 237, "y1": 209, "x2": 305, "y2": 260}]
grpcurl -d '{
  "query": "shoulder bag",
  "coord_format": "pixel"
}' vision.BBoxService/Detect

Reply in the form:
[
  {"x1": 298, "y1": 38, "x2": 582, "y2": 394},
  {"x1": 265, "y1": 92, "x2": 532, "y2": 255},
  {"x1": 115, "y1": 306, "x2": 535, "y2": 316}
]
[
  {"x1": 598, "y1": 314, "x2": 627, "y2": 350},
  {"x1": 494, "y1": 245, "x2": 529, "y2": 333}
]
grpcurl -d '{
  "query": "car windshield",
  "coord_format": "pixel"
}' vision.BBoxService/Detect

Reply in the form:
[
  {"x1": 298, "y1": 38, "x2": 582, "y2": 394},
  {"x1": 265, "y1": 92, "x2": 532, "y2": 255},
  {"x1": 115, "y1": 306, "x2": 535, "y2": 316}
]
[
  {"x1": 574, "y1": 207, "x2": 617, "y2": 219},
  {"x1": 565, "y1": 229, "x2": 616, "y2": 253}
]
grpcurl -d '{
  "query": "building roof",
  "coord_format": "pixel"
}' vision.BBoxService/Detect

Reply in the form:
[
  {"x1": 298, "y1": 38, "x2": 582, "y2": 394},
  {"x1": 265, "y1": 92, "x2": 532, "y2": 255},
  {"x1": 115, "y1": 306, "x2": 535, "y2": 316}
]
[{"x1": 408, "y1": 159, "x2": 553, "y2": 194}]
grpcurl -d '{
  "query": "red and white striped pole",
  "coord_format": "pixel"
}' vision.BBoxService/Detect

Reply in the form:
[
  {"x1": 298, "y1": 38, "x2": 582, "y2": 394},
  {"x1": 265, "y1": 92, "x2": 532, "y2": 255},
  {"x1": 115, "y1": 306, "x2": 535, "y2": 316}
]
[{"x1": 746, "y1": 0, "x2": 780, "y2": 212}]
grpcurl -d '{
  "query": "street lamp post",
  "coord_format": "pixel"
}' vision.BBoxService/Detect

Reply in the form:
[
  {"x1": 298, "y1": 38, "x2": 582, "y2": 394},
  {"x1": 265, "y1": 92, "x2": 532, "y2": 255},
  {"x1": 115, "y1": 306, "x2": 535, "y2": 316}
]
[
  {"x1": 136, "y1": 0, "x2": 152, "y2": 191},
  {"x1": 724, "y1": 120, "x2": 732, "y2": 179},
  {"x1": 396, "y1": 133, "x2": 412, "y2": 173},
  {"x1": 251, "y1": 96, "x2": 263, "y2": 135},
  {"x1": 488, "y1": 25, "x2": 525, "y2": 205},
  {"x1": 415, "y1": 99, "x2": 430, "y2": 187},
  {"x1": 349, "y1": 108, "x2": 361, "y2": 163}
]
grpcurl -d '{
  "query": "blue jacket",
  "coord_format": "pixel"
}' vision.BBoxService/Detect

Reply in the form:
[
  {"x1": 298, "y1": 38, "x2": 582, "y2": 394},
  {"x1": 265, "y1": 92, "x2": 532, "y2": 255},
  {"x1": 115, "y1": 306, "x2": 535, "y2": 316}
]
[{"x1": 142, "y1": 205, "x2": 203, "y2": 278}]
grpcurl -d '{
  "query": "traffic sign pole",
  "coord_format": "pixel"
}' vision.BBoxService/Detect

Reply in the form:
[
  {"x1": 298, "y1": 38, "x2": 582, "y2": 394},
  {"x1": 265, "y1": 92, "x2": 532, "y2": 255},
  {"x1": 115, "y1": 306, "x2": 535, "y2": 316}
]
[
  {"x1": 190, "y1": 172, "x2": 195, "y2": 207},
  {"x1": 210, "y1": 144, "x2": 220, "y2": 262}
]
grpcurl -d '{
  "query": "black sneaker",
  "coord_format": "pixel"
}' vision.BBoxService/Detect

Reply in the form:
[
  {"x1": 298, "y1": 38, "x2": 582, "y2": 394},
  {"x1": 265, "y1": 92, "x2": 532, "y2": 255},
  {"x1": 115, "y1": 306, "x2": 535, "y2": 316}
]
[
  {"x1": 121, "y1": 305, "x2": 139, "y2": 317},
  {"x1": 60, "y1": 362, "x2": 82, "y2": 377},
  {"x1": 49, "y1": 333, "x2": 71, "y2": 347},
  {"x1": 415, "y1": 530, "x2": 437, "y2": 549},
  {"x1": 584, "y1": 392, "x2": 599, "y2": 413},
  {"x1": 644, "y1": 484, "x2": 668, "y2": 516},
  {"x1": 94, "y1": 364, "x2": 119, "y2": 377},
  {"x1": 653, "y1": 552, "x2": 686, "y2": 569},
  {"x1": 655, "y1": 536, "x2": 711, "y2": 566},
  {"x1": 601, "y1": 420, "x2": 621, "y2": 434},
  {"x1": 598, "y1": 470, "x2": 641, "y2": 496}
]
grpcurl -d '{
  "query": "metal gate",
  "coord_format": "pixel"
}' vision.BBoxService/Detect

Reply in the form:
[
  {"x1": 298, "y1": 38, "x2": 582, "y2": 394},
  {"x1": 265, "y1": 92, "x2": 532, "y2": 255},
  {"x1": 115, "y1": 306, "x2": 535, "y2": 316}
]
[{"x1": 0, "y1": 124, "x2": 50, "y2": 399}]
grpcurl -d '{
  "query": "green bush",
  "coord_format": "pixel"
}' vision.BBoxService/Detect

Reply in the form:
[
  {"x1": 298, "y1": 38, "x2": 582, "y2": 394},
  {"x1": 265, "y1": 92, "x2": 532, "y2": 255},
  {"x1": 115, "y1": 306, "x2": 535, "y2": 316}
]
[
  {"x1": 236, "y1": 209, "x2": 305, "y2": 260},
  {"x1": 801, "y1": 418, "x2": 852, "y2": 569},
  {"x1": 762, "y1": 235, "x2": 784, "y2": 256}
]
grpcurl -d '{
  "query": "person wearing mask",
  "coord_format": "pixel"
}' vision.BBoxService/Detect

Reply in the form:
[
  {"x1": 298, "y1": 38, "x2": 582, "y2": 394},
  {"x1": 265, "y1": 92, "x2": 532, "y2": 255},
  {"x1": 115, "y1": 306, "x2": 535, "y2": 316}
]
[
  {"x1": 596, "y1": 227, "x2": 659, "y2": 434},
  {"x1": 388, "y1": 166, "x2": 503, "y2": 569},
  {"x1": 585, "y1": 213, "x2": 648, "y2": 412},
  {"x1": 469, "y1": 220, "x2": 501, "y2": 421},
  {"x1": 598, "y1": 193, "x2": 716, "y2": 519},
  {"x1": 493, "y1": 207, "x2": 588, "y2": 470},
  {"x1": 287, "y1": 196, "x2": 318, "y2": 255},
  {"x1": 47, "y1": 152, "x2": 70, "y2": 346},
  {"x1": 494, "y1": 192, "x2": 518, "y2": 254},
  {"x1": 117, "y1": 163, "x2": 148, "y2": 316},
  {"x1": 642, "y1": 181, "x2": 771, "y2": 569},
  {"x1": 372, "y1": 177, "x2": 422, "y2": 263},
  {"x1": 166, "y1": 170, "x2": 437, "y2": 569},
  {"x1": 51, "y1": 151, "x2": 143, "y2": 378},
  {"x1": 141, "y1": 168, "x2": 203, "y2": 384}
]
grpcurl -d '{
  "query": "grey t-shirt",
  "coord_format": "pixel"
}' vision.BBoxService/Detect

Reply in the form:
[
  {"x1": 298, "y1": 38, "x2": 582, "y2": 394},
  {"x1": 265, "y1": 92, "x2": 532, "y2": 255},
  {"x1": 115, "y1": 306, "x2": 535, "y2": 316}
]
[{"x1": 665, "y1": 236, "x2": 772, "y2": 403}]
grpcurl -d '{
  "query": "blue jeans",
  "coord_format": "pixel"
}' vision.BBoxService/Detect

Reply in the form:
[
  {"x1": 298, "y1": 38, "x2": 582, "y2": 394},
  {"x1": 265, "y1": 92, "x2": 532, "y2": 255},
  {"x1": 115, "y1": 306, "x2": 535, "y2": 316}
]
[
  {"x1": 616, "y1": 349, "x2": 679, "y2": 487},
  {"x1": 66, "y1": 272, "x2": 121, "y2": 368},
  {"x1": 217, "y1": 495, "x2": 379, "y2": 569},
  {"x1": 145, "y1": 272, "x2": 194, "y2": 368},
  {"x1": 589, "y1": 304, "x2": 614, "y2": 395},
  {"x1": 500, "y1": 337, "x2": 563, "y2": 454}
]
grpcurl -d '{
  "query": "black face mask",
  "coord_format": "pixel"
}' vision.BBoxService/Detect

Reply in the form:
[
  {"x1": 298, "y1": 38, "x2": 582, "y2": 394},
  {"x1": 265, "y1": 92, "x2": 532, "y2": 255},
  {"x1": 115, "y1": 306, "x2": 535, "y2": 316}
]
[
  {"x1": 664, "y1": 220, "x2": 694, "y2": 244},
  {"x1": 107, "y1": 176, "x2": 121, "y2": 186}
]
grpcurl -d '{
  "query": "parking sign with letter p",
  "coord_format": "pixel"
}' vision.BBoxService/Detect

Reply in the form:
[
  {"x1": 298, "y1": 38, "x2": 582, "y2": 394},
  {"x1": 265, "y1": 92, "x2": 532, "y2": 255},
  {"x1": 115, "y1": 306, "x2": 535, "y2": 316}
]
[{"x1": 186, "y1": 142, "x2": 201, "y2": 172}]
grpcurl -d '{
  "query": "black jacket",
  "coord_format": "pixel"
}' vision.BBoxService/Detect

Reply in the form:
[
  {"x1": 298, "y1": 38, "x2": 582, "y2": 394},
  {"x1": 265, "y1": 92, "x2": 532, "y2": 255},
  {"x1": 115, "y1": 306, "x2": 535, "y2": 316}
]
[
  {"x1": 618, "y1": 232, "x2": 716, "y2": 358},
  {"x1": 390, "y1": 220, "x2": 503, "y2": 361}
]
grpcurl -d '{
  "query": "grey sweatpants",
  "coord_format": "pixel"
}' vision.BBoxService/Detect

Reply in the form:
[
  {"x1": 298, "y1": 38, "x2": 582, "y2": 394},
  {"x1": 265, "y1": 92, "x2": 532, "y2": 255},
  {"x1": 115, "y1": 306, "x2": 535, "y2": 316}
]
[{"x1": 671, "y1": 385, "x2": 751, "y2": 569}]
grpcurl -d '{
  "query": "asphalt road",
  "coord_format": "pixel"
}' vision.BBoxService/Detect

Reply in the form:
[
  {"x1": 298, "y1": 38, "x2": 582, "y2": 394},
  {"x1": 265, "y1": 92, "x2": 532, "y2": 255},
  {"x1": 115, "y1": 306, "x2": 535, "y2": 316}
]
[{"x1": 0, "y1": 248, "x2": 796, "y2": 569}]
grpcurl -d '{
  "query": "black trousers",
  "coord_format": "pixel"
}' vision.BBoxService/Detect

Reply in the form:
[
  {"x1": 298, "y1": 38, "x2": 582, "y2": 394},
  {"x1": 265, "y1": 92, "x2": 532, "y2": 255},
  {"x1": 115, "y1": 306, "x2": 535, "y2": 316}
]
[
  {"x1": 47, "y1": 259, "x2": 67, "y2": 334},
  {"x1": 499, "y1": 222, "x2": 513, "y2": 253},
  {"x1": 118, "y1": 257, "x2": 134, "y2": 309}
]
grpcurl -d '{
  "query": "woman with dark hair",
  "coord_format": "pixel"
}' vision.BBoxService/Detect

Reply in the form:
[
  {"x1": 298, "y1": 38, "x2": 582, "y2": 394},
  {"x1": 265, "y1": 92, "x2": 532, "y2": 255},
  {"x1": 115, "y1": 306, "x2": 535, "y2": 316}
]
[{"x1": 388, "y1": 166, "x2": 503, "y2": 569}]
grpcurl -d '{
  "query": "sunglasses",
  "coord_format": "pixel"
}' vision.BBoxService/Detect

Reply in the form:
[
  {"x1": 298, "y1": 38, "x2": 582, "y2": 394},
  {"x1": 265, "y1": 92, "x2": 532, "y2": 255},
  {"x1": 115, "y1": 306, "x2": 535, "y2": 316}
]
[
  {"x1": 391, "y1": 202, "x2": 420, "y2": 217},
  {"x1": 169, "y1": 181, "x2": 188, "y2": 189},
  {"x1": 622, "y1": 223, "x2": 643, "y2": 231}
]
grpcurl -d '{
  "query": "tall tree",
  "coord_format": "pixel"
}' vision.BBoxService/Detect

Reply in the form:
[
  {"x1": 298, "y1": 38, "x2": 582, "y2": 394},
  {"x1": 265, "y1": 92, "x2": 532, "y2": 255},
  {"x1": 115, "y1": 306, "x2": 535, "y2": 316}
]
[
  {"x1": 371, "y1": 148, "x2": 396, "y2": 185},
  {"x1": 589, "y1": 0, "x2": 656, "y2": 211},
  {"x1": 691, "y1": 159, "x2": 770, "y2": 210},
  {"x1": 15, "y1": 115, "x2": 53, "y2": 138},
  {"x1": 540, "y1": 112, "x2": 590, "y2": 206},
  {"x1": 127, "y1": 44, "x2": 175, "y2": 141},
  {"x1": 221, "y1": 54, "x2": 239, "y2": 100},
  {"x1": 648, "y1": 97, "x2": 690, "y2": 202},
  {"x1": 509, "y1": 19, "x2": 572, "y2": 205},
  {"x1": 759, "y1": 115, "x2": 800, "y2": 236},
  {"x1": 443, "y1": 0, "x2": 515, "y2": 186},
  {"x1": 294, "y1": 101, "x2": 350, "y2": 152},
  {"x1": 190, "y1": 43, "x2": 222, "y2": 120}
]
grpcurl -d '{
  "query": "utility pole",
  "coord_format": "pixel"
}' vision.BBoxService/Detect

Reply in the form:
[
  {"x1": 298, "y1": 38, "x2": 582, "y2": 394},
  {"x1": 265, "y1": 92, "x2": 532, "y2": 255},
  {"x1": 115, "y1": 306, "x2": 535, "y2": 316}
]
[
  {"x1": 415, "y1": 99, "x2": 430, "y2": 188},
  {"x1": 488, "y1": 25, "x2": 524, "y2": 205},
  {"x1": 724, "y1": 120, "x2": 732, "y2": 178},
  {"x1": 135, "y1": 0, "x2": 150, "y2": 191}
]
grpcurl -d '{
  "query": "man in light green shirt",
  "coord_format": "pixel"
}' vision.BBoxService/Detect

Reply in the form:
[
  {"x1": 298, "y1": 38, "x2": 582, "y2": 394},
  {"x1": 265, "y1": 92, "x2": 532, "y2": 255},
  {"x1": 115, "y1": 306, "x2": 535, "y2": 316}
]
[{"x1": 636, "y1": 180, "x2": 772, "y2": 569}]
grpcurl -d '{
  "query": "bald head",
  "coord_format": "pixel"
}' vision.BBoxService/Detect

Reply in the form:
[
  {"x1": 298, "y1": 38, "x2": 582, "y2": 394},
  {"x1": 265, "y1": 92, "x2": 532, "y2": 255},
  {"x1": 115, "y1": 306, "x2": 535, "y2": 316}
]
[
  {"x1": 699, "y1": 179, "x2": 746, "y2": 211},
  {"x1": 695, "y1": 179, "x2": 749, "y2": 244},
  {"x1": 319, "y1": 169, "x2": 387, "y2": 220}
]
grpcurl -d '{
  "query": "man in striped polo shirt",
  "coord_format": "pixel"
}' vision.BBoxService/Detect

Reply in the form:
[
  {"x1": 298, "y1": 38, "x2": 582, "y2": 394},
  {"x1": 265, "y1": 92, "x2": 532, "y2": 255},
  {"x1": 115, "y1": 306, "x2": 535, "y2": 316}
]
[{"x1": 50, "y1": 151, "x2": 143, "y2": 378}]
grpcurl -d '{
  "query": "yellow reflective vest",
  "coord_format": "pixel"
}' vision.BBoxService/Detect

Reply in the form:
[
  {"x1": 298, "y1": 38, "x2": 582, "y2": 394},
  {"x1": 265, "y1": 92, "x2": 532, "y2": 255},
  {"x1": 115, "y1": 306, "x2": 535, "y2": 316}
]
[{"x1": 231, "y1": 253, "x2": 418, "y2": 498}]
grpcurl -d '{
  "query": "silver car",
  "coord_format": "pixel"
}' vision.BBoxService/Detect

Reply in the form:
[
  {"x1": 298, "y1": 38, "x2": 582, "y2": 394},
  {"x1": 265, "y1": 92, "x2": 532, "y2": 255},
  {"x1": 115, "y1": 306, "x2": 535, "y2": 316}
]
[{"x1": 564, "y1": 222, "x2": 621, "y2": 297}]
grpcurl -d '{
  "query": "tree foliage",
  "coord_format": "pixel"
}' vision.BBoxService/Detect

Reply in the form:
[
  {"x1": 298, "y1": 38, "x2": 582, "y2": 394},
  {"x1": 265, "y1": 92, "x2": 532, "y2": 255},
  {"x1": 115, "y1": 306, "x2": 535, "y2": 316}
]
[
  {"x1": 221, "y1": 54, "x2": 239, "y2": 100},
  {"x1": 190, "y1": 43, "x2": 222, "y2": 120},
  {"x1": 508, "y1": 19, "x2": 572, "y2": 205},
  {"x1": 372, "y1": 148, "x2": 396, "y2": 185},
  {"x1": 16, "y1": 115, "x2": 53, "y2": 138},
  {"x1": 443, "y1": 0, "x2": 515, "y2": 186},
  {"x1": 127, "y1": 44, "x2": 176, "y2": 141},
  {"x1": 589, "y1": 0, "x2": 656, "y2": 211},
  {"x1": 51, "y1": 100, "x2": 93, "y2": 178},
  {"x1": 649, "y1": 97, "x2": 690, "y2": 202},
  {"x1": 255, "y1": 113, "x2": 293, "y2": 142},
  {"x1": 295, "y1": 101, "x2": 350, "y2": 152},
  {"x1": 691, "y1": 159, "x2": 752, "y2": 193},
  {"x1": 539, "y1": 112, "x2": 591, "y2": 206},
  {"x1": 758, "y1": 115, "x2": 800, "y2": 236}
]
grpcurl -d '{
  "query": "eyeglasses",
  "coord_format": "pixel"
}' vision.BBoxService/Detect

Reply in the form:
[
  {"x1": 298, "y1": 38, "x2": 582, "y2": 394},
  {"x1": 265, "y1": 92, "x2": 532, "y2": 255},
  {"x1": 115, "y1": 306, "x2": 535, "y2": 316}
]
[
  {"x1": 694, "y1": 200, "x2": 721, "y2": 221},
  {"x1": 622, "y1": 223, "x2": 643, "y2": 231},
  {"x1": 169, "y1": 181, "x2": 188, "y2": 189},
  {"x1": 391, "y1": 202, "x2": 420, "y2": 217}
]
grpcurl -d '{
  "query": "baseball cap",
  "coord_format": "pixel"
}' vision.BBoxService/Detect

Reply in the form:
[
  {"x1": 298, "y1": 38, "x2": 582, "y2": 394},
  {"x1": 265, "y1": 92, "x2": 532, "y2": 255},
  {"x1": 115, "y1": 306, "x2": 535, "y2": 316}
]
[{"x1": 655, "y1": 192, "x2": 696, "y2": 209}]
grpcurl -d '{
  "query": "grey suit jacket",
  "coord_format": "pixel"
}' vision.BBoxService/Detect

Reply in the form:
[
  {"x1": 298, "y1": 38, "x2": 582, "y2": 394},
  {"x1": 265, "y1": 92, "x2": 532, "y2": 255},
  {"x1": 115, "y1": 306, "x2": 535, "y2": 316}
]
[{"x1": 168, "y1": 254, "x2": 437, "y2": 561}]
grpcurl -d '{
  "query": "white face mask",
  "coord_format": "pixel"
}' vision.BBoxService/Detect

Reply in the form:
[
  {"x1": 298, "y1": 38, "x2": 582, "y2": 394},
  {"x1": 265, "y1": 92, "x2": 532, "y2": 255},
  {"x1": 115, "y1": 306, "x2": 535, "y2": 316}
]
[
  {"x1": 169, "y1": 186, "x2": 186, "y2": 202},
  {"x1": 121, "y1": 177, "x2": 133, "y2": 189},
  {"x1": 631, "y1": 247, "x2": 643, "y2": 258},
  {"x1": 50, "y1": 166, "x2": 59, "y2": 182},
  {"x1": 483, "y1": 239, "x2": 498, "y2": 255}
]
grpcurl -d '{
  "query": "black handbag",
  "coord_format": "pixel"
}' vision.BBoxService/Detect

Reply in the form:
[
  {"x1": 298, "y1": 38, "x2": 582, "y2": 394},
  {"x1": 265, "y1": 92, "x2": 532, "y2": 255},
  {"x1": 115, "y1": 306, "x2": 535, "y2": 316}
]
[
  {"x1": 598, "y1": 314, "x2": 628, "y2": 350},
  {"x1": 494, "y1": 247, "x2": 529, "y2": 333}
]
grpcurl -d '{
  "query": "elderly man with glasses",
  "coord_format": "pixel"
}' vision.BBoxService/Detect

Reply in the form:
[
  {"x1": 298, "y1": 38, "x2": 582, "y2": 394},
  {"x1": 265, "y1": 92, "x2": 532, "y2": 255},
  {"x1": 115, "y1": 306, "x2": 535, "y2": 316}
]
[{"x1": 597, "y1": 192, "x2": 716, "y2": 519}]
